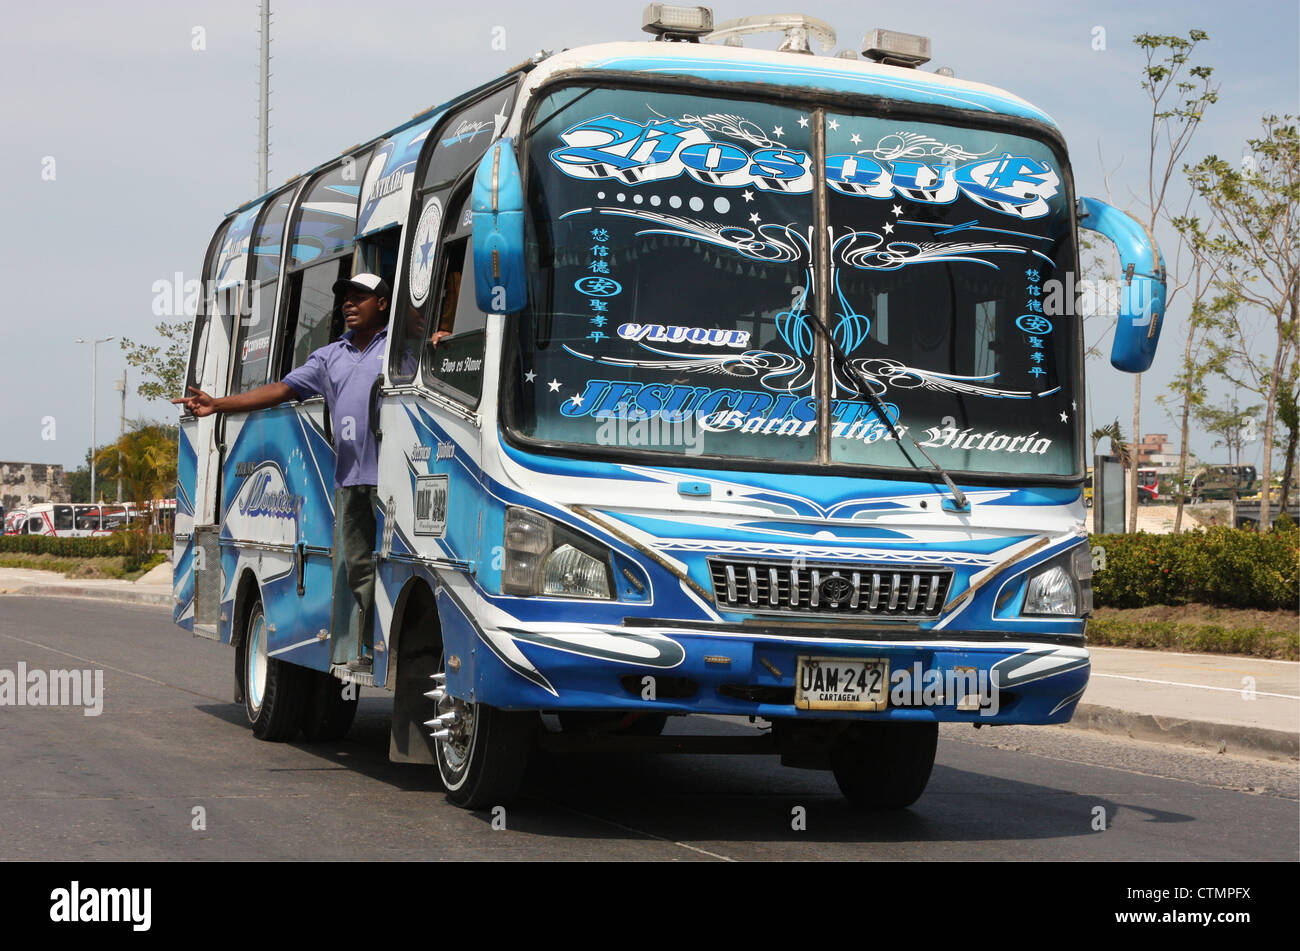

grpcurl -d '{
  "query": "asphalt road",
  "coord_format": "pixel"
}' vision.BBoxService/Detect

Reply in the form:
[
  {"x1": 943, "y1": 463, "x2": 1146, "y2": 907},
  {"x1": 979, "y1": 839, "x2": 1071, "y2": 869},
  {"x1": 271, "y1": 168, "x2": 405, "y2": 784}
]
[{"x1": 1, "y1": 596, "x2": 1296, "y2": 861}]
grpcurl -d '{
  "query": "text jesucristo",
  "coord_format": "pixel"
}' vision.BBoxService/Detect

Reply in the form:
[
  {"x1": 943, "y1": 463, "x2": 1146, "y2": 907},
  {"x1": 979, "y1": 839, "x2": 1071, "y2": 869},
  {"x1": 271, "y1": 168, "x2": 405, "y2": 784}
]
[{"x1": 560, "y1": 379, "x2": 1053, "y2": 453}]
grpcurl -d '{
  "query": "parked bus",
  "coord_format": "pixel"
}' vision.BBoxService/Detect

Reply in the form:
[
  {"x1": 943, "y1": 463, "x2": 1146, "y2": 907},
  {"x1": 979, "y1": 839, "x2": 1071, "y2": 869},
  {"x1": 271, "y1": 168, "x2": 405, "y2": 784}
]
[
  {"x1": 174, "y1": 8, "x2": 1166, "y2": 809},
  {"x1": 10, "y1": 502, "x2": 131, "y2": 537},
  {"x1": 1137, "y1": 467, "x2": 1158, "y2": 504}
]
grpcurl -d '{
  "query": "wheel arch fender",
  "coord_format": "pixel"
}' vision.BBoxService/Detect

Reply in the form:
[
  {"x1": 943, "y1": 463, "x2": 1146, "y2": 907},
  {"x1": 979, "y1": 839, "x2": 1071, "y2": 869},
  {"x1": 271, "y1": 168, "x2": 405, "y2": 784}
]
[
  {"x1": 387, "y1": 574, "x2": 444, "y2": 764},
  {"x1": 231, "y1": 567, "x2": 263, "y2": 705}
]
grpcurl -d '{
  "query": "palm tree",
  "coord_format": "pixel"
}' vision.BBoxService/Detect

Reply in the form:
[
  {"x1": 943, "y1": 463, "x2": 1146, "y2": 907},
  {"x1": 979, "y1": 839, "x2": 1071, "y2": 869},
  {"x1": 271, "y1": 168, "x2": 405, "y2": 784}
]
[
  {"x1": 95, "y1": 422, "x2": 178, "y2": 563},
  {"x1": 1090, "y1": 419, "x2": 1131, "y2": 468}
]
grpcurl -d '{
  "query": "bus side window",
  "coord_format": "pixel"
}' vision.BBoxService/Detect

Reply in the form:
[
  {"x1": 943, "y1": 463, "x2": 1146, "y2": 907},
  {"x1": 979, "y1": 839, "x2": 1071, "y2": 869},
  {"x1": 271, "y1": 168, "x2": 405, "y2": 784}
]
[
  {"x1": 25, "y1": 517, "x2": 41, "y2": 535},
  {"x1": 183, "y1": 218, "x2": 234, "y2": 407},
  {"x1": 278, "y1": 258, "x2": 350, "y2": 376},
  {"x1": 232, "y1": 187, "x2": 294, "y2": 394},
  {"x1": 53, "y1": 505, "x2": 73, "y2": 532},
  {"x1": 390, "y1": 190, "x2": 449, "y2": 384},
  {"x1": 74, "y1": 506, "x2": 99, "y2": 532},
  {"x1": 421, "y1": 232, "x2": 486, "y2": 404}
]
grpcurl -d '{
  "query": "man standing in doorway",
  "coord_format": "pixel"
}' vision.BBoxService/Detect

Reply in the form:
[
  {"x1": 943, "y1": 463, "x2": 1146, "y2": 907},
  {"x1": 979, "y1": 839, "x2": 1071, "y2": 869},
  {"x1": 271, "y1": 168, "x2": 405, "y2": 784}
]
[{"x1": 174, "y1": 273, "x2": 392, "y2": 671}]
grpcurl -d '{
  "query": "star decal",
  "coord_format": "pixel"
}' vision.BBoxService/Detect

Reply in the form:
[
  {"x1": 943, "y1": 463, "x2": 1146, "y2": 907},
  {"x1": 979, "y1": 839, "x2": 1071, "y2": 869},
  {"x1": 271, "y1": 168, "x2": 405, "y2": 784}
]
[
  {"x1": 548, "y1": 379, "x2": 561, "y2": 392},
  {"x1": 749, "y1": 212, "x2": 761, "y2": 224},
  {"x1": 797, "y1": 115, "x2": 809, "y2": 128},
  {"x1": 772, "y1": 125, "x2": 784, "y2": 138},
  {"x1": 492, "y1": 104, "x2": 509, "y2": 138},
  {"x1": 891, "y1": 204, "x2": 903, "y2": 216},
  {"x1": 1060, "y1": 412, "x2": 1069, "y2": 423},
  {"x1": 418, "y1": 235, "x2": 434, "y2": 266},
  {"x1": 850, "y1": 133, "x2": 861, "y2": 145},
  {"x1": 742, "y1": 189, "x2": 754, "y2": 202},
  {"x1": 827, "y1": 118, "x2": 840, "y2": 131},
  {"x1": 1072, "y1": 400, "x2": 1077, "y2": 411},
  {"x1": 524, "y1": 370, "x2": 536, "y2": 382},
  {"x1": 569, "y1": 394, "x2": 584, "y2": 409},
  {"x1": 883, "y1": 222, "x2": 894, "y2": 234}
]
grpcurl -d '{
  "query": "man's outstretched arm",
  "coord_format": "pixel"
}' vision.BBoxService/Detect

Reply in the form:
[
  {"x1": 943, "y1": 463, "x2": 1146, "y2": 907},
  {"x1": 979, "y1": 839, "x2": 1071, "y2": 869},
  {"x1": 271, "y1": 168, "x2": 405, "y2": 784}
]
[{"x1": 172, "y1": 382, "x2": 297, "y2": 417}]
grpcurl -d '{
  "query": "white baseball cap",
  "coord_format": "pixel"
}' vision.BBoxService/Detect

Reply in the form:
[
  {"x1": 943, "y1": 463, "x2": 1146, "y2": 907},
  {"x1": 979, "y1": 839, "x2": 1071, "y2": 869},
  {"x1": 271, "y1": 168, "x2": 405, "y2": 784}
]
[{"x1": 333, "y1": 272, "x2": 391, "y2": 299}]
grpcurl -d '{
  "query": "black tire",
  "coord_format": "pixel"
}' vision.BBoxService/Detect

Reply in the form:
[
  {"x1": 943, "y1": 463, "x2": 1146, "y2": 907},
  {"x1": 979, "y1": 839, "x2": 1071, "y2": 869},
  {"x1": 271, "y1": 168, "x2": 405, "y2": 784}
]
[
  {"x1": 240, "y1": 600, "x2": 306, "y2": 741},
  {"x1": 433, "y1": 652, "x2": 536, "y2": 809},
  {"x1": 300, "y1": 670, "x2": 359, "y2": 742},
  {"x1": 831, "y1": 721, "x2": 938, "y2": 809}
]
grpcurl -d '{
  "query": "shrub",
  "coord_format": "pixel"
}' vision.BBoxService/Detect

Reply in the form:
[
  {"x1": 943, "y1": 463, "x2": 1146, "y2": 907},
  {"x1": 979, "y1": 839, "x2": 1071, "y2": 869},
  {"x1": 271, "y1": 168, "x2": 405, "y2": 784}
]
[
  {"x1": 0, "y1": 533, "x2": 171, "y2": 558},
  {"x1": 1090, "y1": 525, "x2": 1299, "y2": 611}
]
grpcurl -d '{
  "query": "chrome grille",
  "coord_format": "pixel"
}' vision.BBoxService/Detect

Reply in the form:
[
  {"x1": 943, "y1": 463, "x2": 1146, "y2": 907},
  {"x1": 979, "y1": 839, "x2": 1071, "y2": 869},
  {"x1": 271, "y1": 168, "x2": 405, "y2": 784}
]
[{"x1": 708, "y1": 558, "x2": 952, "y2": 618}]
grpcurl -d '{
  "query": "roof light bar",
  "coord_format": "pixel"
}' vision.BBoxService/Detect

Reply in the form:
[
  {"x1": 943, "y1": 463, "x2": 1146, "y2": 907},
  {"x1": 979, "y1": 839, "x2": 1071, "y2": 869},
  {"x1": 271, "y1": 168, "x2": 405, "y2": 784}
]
[
  {"x1": 706, "y1": 14, "x2": 836, "y2": 55},
  {"x1": 861, "y1": 28, "x2": 932, "y2": 68},
  {"x1": 642, "y1": 4, "x2": 714, "y2": 40}
]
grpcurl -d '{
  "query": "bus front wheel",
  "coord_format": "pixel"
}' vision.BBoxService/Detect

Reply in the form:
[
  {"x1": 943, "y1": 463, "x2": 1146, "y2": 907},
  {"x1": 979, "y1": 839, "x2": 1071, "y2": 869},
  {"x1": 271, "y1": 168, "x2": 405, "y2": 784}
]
[
  {"x1": 830, "y1": 721, "x2": 938, "y2": 809},
  {"x1": 240, "y1": 599, "x2": 306, "y2": 741},
  {"x1": 432, "y1": 652, "x2": 535, "y2": 809}
]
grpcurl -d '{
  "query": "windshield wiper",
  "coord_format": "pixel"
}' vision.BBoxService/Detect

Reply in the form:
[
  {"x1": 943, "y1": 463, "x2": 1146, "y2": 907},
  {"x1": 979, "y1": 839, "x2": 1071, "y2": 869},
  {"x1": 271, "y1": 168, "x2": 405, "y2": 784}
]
[{"x1": 805, "y1": 311, "x2": 971, "y2": 513}]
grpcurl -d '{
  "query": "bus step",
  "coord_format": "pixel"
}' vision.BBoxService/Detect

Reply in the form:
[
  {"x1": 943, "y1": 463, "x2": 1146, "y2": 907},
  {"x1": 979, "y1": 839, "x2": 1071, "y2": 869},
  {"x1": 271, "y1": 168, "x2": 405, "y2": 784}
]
[{"x1": 330, "y1": 664, "x2": 375, "y2": 687}]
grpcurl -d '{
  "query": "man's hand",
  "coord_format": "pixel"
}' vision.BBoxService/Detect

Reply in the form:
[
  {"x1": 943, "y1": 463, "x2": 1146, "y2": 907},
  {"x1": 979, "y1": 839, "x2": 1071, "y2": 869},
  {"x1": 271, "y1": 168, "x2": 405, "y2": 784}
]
[
  {"x1": 173, "y1": 386, "x2": 219, "y2": 417},
  {"x1": 429, "y1": 330, "x2": 451, "y2": 348}
]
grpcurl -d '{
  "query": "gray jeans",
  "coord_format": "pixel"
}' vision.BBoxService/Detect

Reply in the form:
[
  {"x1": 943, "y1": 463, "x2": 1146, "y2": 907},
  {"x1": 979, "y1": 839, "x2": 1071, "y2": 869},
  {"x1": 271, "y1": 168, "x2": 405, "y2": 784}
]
[{"x1": 331, "y1": 485, "x2": 378, "y2": 665}]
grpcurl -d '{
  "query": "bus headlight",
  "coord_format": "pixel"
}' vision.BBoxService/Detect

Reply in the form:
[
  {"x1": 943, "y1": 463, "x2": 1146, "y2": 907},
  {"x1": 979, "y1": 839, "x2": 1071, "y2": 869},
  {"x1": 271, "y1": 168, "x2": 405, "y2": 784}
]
[
  {"x1": 1022, "y1": 545, "x2": 1092, "y2": 617},
  {"x1": 503, "y1": 507, "x2": 613, "y2": 599}
]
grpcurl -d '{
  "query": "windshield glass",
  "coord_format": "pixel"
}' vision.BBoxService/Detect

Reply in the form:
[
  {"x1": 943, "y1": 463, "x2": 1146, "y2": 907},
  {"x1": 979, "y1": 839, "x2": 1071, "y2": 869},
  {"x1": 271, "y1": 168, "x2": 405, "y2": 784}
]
[
  {"x1": 823, "y1": 112, "x2": 1077, "y2": 475},
  {"x1": 512, "y1": 85, "x2": 1078, "y2": 477}
]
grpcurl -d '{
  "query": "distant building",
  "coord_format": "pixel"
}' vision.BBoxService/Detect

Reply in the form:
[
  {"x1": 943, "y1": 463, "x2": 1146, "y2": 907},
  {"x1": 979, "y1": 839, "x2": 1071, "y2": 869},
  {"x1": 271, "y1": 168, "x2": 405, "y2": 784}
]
[
  {"x1": 1136, "y1": 433, "x2": 1180, "y2": 469},
  {"x1": 1, "y1": 461, "x2": 70, "y2": 511}
]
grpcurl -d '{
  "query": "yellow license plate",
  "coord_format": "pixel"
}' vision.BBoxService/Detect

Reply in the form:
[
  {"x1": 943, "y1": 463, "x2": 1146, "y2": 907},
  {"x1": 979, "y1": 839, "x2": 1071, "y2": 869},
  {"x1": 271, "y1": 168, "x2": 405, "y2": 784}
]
[{"x1": 795, "y1": 656, "x2": 889, "y2": 711}]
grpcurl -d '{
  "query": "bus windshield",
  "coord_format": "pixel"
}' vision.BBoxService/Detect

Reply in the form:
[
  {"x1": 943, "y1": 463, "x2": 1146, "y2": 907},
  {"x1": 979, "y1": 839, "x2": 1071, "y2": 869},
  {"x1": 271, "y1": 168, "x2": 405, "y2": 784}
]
[{"x1": 511, "y1": 84, "x2": 1079, "y2": 478}]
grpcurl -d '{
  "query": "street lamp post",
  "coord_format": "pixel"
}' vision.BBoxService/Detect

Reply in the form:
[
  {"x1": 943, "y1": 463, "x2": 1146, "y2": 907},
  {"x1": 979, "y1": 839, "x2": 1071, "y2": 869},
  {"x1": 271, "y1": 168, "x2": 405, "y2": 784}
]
[{"x1": 75, "y1": 336, "x2": 115, "y2": 503}]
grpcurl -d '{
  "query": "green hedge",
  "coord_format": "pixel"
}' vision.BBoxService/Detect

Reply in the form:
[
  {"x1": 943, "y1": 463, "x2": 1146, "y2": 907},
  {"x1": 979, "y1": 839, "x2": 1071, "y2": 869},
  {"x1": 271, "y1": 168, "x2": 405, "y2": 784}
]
[
  {"x1": 0, "y1": 533, "x2": 172, "y2": 557},
  {"x1": 1090, "y1": 527, "x2": 1300, "y2": 611},
  {"x1": 1086, "y1": 617, "x2": 1298, "y2": 660}
]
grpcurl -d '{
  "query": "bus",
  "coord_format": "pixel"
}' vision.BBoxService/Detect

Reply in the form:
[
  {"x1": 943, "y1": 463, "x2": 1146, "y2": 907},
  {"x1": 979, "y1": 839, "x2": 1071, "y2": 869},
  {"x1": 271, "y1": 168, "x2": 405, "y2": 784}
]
[
  {"x1": 173, "y1": 8, "x2": 1166, "y2": 809},
  {"x1": 10, "y1": 502, "x2": 131, "y2": 537},
  {"x1": 1137, "y1": 467, "x2": 1159, "y2": 504}
]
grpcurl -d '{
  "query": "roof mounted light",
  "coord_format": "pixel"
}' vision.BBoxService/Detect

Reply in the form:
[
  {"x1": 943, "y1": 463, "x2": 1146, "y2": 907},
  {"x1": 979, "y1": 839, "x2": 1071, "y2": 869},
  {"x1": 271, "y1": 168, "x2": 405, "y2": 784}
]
[
  {"x1": 706, "y1": 14, "x2": 836, "y2": 55},
  {"x1": 861, "y1": 28, "x2": 931, "y2": 68},
  {"x1": 642, "y1": 4, "x2": 714, "y2": 41}
]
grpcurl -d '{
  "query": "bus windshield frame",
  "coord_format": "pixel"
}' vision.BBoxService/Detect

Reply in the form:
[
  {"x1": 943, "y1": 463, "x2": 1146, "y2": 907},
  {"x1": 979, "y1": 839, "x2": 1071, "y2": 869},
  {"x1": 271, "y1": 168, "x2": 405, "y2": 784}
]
[{"x1": 501, "y1": 76, "x2": 1083, "y2": 486}]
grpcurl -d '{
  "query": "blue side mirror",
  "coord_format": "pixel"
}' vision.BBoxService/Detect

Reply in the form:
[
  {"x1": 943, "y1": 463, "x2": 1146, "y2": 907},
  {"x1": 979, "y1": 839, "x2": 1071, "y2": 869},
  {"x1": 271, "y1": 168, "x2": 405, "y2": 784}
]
[
  {"x1": 1078, "y1": 197, "x2": 1167, "y2": 373},
  {"x1": 471, "y1": 138, "x2": 526, "y2": 314}
]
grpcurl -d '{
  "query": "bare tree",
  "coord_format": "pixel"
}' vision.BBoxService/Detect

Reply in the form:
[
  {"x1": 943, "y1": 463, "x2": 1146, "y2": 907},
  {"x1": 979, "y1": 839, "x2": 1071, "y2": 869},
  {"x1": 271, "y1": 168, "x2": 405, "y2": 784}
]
[
  {"x1": 1126, "y1": 30, "x2": 1218, "y2": 532},
  {"x1": 1157, "y1": 216, "x2": 1232, "y2": 531},
  {"x1": 1185, "y1": 116, "x2": 1300, "y2": 526}
]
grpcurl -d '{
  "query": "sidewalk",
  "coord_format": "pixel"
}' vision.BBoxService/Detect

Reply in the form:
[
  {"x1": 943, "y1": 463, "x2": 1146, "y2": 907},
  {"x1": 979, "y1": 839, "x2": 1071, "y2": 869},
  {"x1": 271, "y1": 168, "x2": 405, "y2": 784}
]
[
  {"x1": 1073, "y1": 646, "x2": 1298, "y2": 760},
  {"x1": 0, "y1": 564, "x2": 172, "y2": 607},
  {"x1": 0, "y1": 566, "x2": 1295, "y2": 760}
]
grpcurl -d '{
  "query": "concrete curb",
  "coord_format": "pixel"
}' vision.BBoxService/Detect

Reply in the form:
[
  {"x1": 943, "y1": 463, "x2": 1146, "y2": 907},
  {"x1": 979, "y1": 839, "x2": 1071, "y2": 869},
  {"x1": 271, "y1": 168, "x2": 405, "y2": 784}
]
[
  {"x1": 1066, "y1": 702, "x2": 1298, "y2": 761},
  {"x1": 1, "y1": 585, "x2": 172, "y2": 608}
]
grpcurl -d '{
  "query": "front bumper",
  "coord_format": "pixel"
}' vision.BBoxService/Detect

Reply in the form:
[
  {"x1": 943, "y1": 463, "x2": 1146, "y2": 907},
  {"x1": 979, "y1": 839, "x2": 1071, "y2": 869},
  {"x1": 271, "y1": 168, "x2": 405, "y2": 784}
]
[{"x1": 439, "y1": 596, "x2": 1090, "y2": 725}]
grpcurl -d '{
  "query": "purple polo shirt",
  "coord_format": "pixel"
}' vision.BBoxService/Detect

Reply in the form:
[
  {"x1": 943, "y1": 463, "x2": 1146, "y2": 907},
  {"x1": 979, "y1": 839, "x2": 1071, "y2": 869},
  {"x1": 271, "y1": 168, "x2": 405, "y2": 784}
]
[{"x1": 282, "y1": 329, "x2": 386, "y2": 488}]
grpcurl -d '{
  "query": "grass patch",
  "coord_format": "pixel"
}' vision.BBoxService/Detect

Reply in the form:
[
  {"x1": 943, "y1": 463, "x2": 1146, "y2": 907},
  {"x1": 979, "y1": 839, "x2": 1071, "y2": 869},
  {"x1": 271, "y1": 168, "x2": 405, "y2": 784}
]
[
  {"x1": 0, "y1": 551, "x2": 168, "y2": 582},
  {"x1": 1089, "y1": 604, "x2": 1299, "y2": 660}
]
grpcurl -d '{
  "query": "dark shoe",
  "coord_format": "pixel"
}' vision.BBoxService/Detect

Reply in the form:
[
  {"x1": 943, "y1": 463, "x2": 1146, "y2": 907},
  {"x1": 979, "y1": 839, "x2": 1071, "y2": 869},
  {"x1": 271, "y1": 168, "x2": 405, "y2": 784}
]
[{"x1": 347, "y1": 656, "x2": 372, "y2": 672}]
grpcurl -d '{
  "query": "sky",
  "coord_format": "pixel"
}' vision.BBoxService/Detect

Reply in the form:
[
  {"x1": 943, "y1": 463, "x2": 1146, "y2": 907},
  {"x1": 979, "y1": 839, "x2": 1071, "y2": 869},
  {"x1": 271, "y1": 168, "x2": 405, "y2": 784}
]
[{"x1": 1, "y1": 0, "x2": 1296, "y2": 475}]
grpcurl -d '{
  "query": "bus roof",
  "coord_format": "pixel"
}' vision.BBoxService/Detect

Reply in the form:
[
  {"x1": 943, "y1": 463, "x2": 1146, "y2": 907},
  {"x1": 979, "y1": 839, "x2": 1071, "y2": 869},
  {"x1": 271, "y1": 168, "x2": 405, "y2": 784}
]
[
  {"x1": 529, "y1": 41, "x2": 1058, "y2": 128},
  {"x1": 224, "y1": 63, "x2": 534, "y2": 217},
  {"x1": 224, "y1": 39, "x2": 1058, "y2": 218}
]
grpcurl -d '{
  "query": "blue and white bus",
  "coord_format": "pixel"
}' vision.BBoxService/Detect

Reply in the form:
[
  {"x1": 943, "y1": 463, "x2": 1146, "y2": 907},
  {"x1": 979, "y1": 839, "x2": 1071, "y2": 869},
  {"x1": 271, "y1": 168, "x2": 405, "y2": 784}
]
[{"x1": 174, "y1": 8, "x2": 1165, "y2": 809}]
